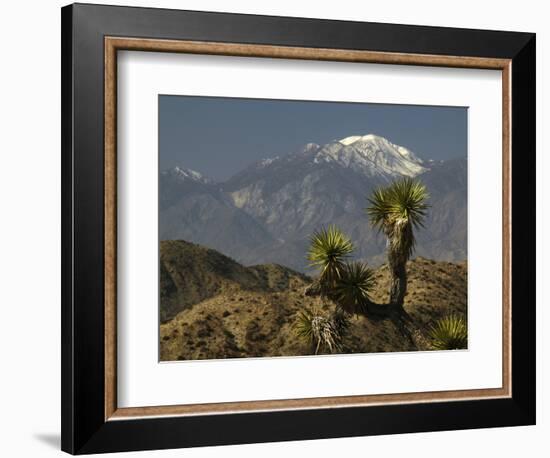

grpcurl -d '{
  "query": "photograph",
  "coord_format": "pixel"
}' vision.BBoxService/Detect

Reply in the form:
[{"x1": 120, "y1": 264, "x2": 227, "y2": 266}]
[
  {"x1": 0, "y1": 0, "x2": 541, "y2": 456},
  {"x1": 158, "y1": 96, "x2": 468, "y2": 361}
]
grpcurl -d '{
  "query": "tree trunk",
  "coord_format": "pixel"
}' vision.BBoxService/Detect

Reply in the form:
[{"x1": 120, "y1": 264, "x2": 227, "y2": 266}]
[{"x1": 389, "y1": 262, "x2": 407, "y2": 307}]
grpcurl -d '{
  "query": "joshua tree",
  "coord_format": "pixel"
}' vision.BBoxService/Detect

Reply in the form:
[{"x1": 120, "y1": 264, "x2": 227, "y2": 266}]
[
  {"x1": 331, "y1": 261, "x2": 375, "y2": 315},
  {"x1": 306, "y1": 225, "x2": 375, "y2": 316},
  {"x1": 367, "y1": 178, "x2": 429, "y2": 308},
  {"x1": 307, "y1": 225, "x2": 354, "y2": 294}
]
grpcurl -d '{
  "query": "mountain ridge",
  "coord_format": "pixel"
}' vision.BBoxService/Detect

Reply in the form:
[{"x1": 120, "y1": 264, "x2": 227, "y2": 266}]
[{"x1": 160, "y1": 133, "x2": 467, "y2": 271}]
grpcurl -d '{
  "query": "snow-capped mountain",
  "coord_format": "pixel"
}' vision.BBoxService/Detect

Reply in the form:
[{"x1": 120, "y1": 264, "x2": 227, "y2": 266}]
[
  {"x1": 159, "y1": 134, "x2": 467, "y2": 271},
  {"x1": 162, "y1": 165, "x2": 212, "y2": 184},
  {"x1": 234, "y1": 134, "x2": 426, "y2": 181},
  {"x1": 313, "y1": 134, "x2": 426, "y2": 178}
]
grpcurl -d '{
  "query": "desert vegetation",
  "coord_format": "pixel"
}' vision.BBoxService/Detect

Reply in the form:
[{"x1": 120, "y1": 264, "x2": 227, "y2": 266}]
[
  {"x1": 367, "y1": 177, "x2": 429, "y2": 307},
  {"x1": 429, "y1": 315, "x2": 468, "y2": 350},
  {"x1": 296, "y1": 177, "x2": 467, "y2": 353},
  {"x1": 159, "y1": 177, "x2": 467, "y2": 360},
  {"x1": 159, "y1": 243, "x2": 467, "y2": 360}
]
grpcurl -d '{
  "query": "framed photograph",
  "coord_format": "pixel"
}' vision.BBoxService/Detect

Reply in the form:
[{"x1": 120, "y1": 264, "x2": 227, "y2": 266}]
[{"x1": 61, "y1": 3, "x2": 536, "y2": 454}]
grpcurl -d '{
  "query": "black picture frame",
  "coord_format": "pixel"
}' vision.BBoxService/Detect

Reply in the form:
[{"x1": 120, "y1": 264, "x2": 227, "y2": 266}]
[{"x1": 61, "y1": 3, "x2": 536, "y2": 454}]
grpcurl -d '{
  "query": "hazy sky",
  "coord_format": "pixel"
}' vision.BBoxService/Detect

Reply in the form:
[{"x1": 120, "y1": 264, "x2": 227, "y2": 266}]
[{"x1": 159, "y1": 95, "x2": 467, "y2": 181}]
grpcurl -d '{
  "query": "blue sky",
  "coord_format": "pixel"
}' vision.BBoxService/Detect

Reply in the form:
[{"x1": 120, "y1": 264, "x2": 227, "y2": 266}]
[{"x1": 159, "y1": 95, "x2": 467, "y2": 181}]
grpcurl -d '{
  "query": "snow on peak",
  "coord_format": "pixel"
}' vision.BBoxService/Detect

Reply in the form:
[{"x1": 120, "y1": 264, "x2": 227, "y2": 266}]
[
  {"x1": 337, "y1": 133, "x2": 400, "y2": 149},
  {"x1": 303, "y1": 142, "x2": 320, "y2": 150},
  {"x1": 338, "y1": 133, "x2": 387, "y2": 146},
  {"x1": 338, "y1": 135, "x2": 364, "y2": 146},
  {"x1": 165, "y1": 166, "x2": 211, "y2": 184},
  {"x1": 258, "y1": 157, "x2": 279, "y2": 168},
  {"x1": 315, "y1": 134, "x2": 427, "y2": 178},
  {"x1": 294, "y1": 142, "x2": 321, "y2": 156}
]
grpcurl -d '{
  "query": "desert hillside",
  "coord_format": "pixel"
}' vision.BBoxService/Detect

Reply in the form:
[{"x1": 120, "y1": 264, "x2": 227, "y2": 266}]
[{"x1": 160, "y1": 240, "x2": 467, "y2": 361}]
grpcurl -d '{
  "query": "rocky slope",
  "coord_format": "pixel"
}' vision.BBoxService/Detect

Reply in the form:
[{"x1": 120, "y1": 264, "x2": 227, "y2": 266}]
[
  {"x1": 159, "y1": 168, "x2": 275, "y2": 268},
  {"x1": 160, "y1": 240, "x2": 467, "y2": 361}
]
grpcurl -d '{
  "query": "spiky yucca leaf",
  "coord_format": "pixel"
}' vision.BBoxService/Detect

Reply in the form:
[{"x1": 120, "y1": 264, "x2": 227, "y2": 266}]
[
  {"x1": 307, "y1": 225, "x2": 354, "y2": 290},
  {"x1": 366, "y1": 187, "x2": 394, "y2": 231},
  {"x1": 295, "y1": 308, "x2": 342, "y2": 354},
  {"x1": 367, "y1": 177, "x2": 429, "y2": 269},
  {"x1": 430, "y1": 315, "x2": 468, "y2": 350},
  {"x1": 295, "y1": 309, "x2": 315, "y2": 341},
  {"x1": 367, "y1": 177, "x2": 429, "y2": 230},
  {"x1": 388, "y1": 177, "x2": 430, "y2": 228},
  {"x1": 332, "y1": 262, "x2": 375, "y2": 314}
]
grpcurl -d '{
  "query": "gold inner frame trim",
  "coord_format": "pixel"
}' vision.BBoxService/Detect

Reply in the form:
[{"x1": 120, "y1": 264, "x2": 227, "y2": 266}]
[{"x1": 104, "y1": 36, "x2": 512, "y2": 421}]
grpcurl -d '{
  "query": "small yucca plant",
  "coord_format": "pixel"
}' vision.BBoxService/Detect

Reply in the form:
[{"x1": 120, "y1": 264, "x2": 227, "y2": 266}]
[
  {"x1": 429, "y1": 315, "x2": 468, "y2": 350},
  {"x1": 307, "y1": 225, "x2": 353, "y2": 292},
  {"x1": 331, "y1": 307, "x2": 351, "y2": 335},
  {"x1": 295, "y1": 308, "x2": 342, "y2": 355},
  {"x1": 332, "y1": 262, "x2": 375, "y2": 314}
]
